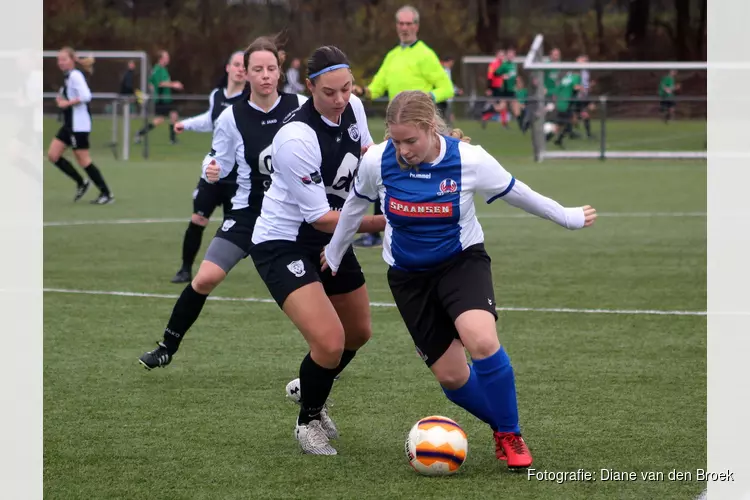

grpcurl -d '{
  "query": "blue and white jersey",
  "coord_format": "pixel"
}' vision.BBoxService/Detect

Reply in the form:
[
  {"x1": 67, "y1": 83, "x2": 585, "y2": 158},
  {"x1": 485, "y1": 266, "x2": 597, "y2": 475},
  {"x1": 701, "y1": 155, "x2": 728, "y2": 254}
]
[{"x1": 353, "y1": 135, "x2": 514, "y2": 271}]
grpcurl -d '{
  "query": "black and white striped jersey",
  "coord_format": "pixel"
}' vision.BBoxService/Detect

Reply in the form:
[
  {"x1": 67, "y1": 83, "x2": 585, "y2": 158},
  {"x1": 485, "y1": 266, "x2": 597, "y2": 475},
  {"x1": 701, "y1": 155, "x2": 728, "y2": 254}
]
[
  {"x1": 181, "y1": 86, "x2": 251, "y2": 132},
  {"x1": 60, "y1": 69, "x2": 92, "y2": 133},
  {"x1": 201, "y1": 93, "x2": 307, "y2": 212},
  {"x1": 251, "y1": 94, "x2": 374, "y2": 249}
]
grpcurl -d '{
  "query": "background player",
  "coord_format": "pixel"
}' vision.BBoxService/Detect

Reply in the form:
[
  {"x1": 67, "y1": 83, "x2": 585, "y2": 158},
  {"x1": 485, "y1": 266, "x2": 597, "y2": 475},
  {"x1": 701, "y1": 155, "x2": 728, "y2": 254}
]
[
  {"x1": 168, "y1": 51, "x2": 250, "y2": 284},
  {"x1": 134, "y1": 50, "x2": 183, "y2": 145},
  {"x1": 249, "y1": 46, "x2": 384, "y2": 456},
  {"x1": 322, "y1": 90, "x2": 597, "y2": 470},
  {"x1": 659, "y1": 69, "x2": 679, "y2": 123},
  {"x1": 47, "y1": 46, "x2": 113, "y2": 205},
  {"x1": 139, "y1": 37, "x2": 306, "y2": 369}
]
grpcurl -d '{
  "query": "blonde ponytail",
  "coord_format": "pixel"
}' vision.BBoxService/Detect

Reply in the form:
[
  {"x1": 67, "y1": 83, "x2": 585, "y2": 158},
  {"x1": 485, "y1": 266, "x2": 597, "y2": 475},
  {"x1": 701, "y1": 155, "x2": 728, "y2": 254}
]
[{"x1": 60, "y1": 46, "x2": 95, "y2": 74}]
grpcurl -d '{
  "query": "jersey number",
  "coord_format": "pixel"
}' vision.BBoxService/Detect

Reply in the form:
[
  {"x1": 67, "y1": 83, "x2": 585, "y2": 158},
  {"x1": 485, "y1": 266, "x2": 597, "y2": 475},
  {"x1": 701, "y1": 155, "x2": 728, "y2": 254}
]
[{"x1": 258, "y1": 144, "x2": 274, "y2": 176}]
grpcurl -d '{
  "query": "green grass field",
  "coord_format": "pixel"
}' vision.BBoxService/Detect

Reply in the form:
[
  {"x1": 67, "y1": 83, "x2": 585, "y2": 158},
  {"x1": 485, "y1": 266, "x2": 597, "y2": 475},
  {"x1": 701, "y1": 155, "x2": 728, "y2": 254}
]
[{"x1": 44, "y1": 116, "x2": 706, "y2": 500}]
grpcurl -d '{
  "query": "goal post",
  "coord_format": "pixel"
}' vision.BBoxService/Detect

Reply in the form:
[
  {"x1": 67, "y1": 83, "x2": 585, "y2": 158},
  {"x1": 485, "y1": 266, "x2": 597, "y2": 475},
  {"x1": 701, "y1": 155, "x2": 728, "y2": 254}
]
[
  {"x1": 521, "y1": 34, "x2": 707, "y2": 162},
  {"x1": 460, "y1": 34, "x2": 707, "y2": 162},
  {"x1": 42, "y1": 50, "x2": 151, "y2": 160}
]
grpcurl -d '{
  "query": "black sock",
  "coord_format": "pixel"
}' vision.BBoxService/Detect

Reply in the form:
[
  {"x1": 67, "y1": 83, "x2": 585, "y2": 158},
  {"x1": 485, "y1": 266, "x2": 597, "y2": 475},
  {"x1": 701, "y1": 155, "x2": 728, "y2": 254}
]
[
  {"x1": 331, "y1": 349, "x2": 357, "y2": 378},
  {"x1": 162, "y1": 284, "x2": 208, "y2": 354},
  {"x1": 298, "y1": 353, "x2": 339, "y2": 425},
  {"x1": 84, "y1": 163, "x2": 110, "y2": 195},
  {"x1": 584, "y1": 118, "x2": 591, "y2": 137},
  {"x1": 182, "y1": 222, "x2": 206, "y2": 271},
  {"x1": 54, "y1": 157, "x2": 84, "y2": 186},
  {"x1": 137, "y1": 123, "x2": 155, "y2": 137},
  {"x1": 169, "y1": 124, "x2": 176, "y2": 142}
]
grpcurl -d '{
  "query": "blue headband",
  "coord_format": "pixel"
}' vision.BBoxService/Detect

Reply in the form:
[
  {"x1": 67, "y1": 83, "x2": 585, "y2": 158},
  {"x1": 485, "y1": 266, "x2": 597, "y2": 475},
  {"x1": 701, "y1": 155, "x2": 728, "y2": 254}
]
[{"x1": 309, "y1": 63, "x2": 350, "y2": 80}]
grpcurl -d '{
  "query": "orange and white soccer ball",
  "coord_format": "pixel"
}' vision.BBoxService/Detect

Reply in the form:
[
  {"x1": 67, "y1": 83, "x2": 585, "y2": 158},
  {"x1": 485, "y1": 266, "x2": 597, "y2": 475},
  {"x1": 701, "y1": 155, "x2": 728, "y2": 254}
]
[{"x1": 404, "y1": 415, "x2": 468, "y2": 476}]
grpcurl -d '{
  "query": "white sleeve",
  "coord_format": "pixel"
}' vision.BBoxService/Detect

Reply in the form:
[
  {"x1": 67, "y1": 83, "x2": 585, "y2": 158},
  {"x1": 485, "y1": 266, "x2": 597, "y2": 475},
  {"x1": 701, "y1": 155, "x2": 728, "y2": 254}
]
[
  {"x1": 69, "y1": 71, "x2": 92, "y2": 103},
  {"x1": 470, "y1": 146, "x2": 515, "y2": 203},
  {"x1": 350, "y1": 94, "x2": 374, "y2": 146},
  {"x1": 201, "y1": 107, "x2": 240, "y2": 182},
  {"x1": 272, "y1": 124, "x2": 330, "y2": 223},
  {"x1": 501, "y1": 180, "x2": 586, "y2": 229},
  {"x1": 182, "y1": 89, "x2": 216, "y2": 132},
  {"x1": 325, "y1": 148, "x2": 381, "y2": 272}
]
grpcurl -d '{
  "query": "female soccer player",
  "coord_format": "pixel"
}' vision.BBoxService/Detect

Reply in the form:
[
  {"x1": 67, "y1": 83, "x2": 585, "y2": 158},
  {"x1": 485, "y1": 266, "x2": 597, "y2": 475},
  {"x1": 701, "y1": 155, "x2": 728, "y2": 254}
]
[
  {"x1": 138, "y1": 37, "x2": 307, "y2": 369},
  {"x1": 323, "y1": 90, "x2": 597, "y2": 469},
  {"x1": 168, "y1": 51, "x2": 251, "y2": 284},
  {"x1": 47, "y1": 47, "x2": 113, "y2": 204},
  {"x1": 249, "y1": 46, "x2": 384, "y2": 456}
]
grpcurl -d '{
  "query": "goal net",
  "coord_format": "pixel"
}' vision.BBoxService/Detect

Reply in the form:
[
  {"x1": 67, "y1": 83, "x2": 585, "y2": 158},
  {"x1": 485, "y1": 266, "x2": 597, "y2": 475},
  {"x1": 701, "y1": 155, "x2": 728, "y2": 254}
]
[{"x1": 42, "y1": 50, "x2": 150, "y2": 160}]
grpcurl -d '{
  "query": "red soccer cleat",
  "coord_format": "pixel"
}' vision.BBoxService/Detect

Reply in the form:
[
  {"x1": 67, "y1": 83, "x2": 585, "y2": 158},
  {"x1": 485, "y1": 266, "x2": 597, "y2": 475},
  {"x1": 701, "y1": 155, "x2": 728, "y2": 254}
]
[{"x1": 493, "y1": 432, "x2": 533, "y2": 469}]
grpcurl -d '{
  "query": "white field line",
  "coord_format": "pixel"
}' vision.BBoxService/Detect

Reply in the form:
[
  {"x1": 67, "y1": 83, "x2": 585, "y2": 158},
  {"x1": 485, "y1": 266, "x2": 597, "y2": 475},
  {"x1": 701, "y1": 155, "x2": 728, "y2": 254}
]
[{"x1": 42, "y1": 287, "x2": 707, "y2": 317}]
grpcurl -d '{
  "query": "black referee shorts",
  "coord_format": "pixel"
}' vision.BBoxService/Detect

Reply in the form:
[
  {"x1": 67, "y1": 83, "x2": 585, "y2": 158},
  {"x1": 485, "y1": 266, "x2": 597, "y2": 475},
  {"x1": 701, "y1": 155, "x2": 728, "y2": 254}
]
[
  {"x1": 387, "y1": 243, "x2": 498, "y2": 367},
  {"x1": 249, "y1": 240, "x2": 366, "y2": 308},
  {"x1": 192, "y1": 178, "x2": 233, "y2": 219}
]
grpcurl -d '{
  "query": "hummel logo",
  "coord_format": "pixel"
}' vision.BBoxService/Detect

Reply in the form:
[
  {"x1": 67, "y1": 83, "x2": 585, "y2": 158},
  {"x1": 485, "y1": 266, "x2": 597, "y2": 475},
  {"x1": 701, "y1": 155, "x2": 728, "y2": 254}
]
[{"x1": 488, "y1": 298, "x2": 493, "y2": 306}]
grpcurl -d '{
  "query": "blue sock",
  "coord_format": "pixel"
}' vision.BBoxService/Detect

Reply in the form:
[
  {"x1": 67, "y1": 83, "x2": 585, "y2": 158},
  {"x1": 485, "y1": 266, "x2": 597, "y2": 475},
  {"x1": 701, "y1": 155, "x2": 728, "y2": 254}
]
[
  {"x1": 472, "y1": 346, "x2": 521, "y2": 434},
  {"x1": 442, "y1": 365, "x2": 496, "y2": 430}
]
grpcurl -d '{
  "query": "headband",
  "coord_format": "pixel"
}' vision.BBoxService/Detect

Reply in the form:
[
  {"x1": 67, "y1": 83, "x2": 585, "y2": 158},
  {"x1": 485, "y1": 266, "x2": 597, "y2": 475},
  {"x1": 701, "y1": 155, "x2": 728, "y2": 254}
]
[{"x1": 309, "y1": 63, "x2": 350, "y2": 80}]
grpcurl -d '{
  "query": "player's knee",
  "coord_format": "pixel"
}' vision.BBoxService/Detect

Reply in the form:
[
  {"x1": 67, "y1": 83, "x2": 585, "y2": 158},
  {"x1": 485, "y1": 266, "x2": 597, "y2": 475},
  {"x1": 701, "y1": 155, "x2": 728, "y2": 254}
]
[
  {"x1": 434, "y1": 365, "x2": 469, "y2": 390},
  {"x1": 192, "y1": 273, "x2": 220, "y2": 294},
  {"x1": 191, "y1": 214, "x2": 209, "y2": 226},
  {"x1": 47, "y1": 150, "x2": 60, "y2": 163},
  {"x1": 311, "y1": 327, "x2": 346, "y2": 366},
  {"x1": 472, "y1": 335, "x2": 501, "y2": 359}
]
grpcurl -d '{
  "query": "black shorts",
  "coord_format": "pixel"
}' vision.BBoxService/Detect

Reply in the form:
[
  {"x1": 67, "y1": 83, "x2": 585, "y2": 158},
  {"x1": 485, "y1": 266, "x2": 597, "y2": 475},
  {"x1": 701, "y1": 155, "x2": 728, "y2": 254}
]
[
  {"x1": 55, "y1": 127, "x2": 90, "y2": 150},
  {"x1": 554, "y1": 110, "x2": 573, "y2": 125},
  {"x1": 213, "y1": 208, "x2": 257, "y2": 254},
  {"x1": 192, "y1": 178, "x2": 233, "y2": 218},
  {"x1": 387, "y1": 243, "x2": 497, "y2": 367},
  {"x1": 154, "y1": 102, "x2": 176, "y2": 117},
  {"x1": 660, "y1": 99, "x2": 675, "y2": 111},
  {"x1": 250, "y1": 240, "x2": 366, "y2": 308},
  {"x1": 492, "y1": 88, "x2": 515, "y2": 99},
  {"x1": 571, "y1": 98, "x2": 590, "y2": 114},
  {"x1": 436, "y1": 101, "x2": 448, "y2": 115}
]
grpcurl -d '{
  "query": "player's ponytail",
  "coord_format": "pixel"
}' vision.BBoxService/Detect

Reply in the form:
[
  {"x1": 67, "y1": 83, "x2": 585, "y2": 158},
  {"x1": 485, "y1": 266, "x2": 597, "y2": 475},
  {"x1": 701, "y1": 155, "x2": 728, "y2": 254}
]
[
  {"x1": 61, "y1": 46, "x2": 95, "y2": 74},
  {"x1": 448, "y1": 128, "x2": 472, "y2": 143}
]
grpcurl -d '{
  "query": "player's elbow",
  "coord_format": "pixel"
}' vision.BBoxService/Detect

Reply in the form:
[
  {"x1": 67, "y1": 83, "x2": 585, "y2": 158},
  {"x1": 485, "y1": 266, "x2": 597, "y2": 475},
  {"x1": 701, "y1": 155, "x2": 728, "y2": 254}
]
[{"x1": 310, "y1": 211, "x2": 339, "y2": 233}]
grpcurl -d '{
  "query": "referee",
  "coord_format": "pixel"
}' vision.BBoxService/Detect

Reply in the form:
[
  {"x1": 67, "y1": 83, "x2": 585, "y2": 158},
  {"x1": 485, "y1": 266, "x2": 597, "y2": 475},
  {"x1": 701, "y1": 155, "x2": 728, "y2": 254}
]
[{"x1": 352, "y1": 4, "x2": 454, "y2": 248}]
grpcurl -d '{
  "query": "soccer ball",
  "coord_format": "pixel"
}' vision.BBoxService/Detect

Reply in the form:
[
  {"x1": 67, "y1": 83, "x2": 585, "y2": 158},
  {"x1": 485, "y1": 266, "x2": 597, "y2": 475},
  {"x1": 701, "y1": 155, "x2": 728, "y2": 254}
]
[
  {"x1": 404, "y1": 416, "x2": 468, "y2": 476},
  {"x1": 543, "y1": 122, "x2": 557, "y2": 135}
]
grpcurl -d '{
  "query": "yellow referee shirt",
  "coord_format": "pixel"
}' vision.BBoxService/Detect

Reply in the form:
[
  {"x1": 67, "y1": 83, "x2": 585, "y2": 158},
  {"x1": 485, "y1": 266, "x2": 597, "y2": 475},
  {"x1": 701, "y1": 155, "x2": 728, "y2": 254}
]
[{"x1": 367, "y1": 40, "x2": 455, "y2": 103}]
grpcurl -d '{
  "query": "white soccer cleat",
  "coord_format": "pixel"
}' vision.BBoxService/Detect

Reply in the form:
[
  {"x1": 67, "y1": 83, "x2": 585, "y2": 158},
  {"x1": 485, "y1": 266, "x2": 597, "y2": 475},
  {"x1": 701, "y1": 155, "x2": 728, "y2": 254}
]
[
  {"x1": 295, "y1": 419, "x2": 338, "y2": 456},
  {"x1": 285, "y1": 378, "x2": 339, "y2": 439}
]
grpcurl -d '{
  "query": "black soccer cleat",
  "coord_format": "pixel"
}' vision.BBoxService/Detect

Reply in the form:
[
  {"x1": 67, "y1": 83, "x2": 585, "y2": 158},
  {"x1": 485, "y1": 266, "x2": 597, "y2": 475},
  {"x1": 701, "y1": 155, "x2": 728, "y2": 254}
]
[
  {"x1": 74, "y1": 180, "x2": 90, "y2": 202},
  {"x1": 139, "y1": 342, "x2": 173, "y2": 370},
  {"x1": 170, "y1": 269, "x2": 192, "y2": 284}
]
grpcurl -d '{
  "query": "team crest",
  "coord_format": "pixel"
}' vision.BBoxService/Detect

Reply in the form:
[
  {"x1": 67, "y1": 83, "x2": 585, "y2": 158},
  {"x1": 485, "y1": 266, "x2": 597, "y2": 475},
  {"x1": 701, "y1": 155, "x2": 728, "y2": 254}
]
[
  {"x1": 287, "y1": 260, "x2": 306, "y2": 278},
  {"x1": 348, "y1": 123, "x2": 360, "y2": 142},
  {"x1": 437, "y1": 178, "x2": 458, "y2": 196},
  {"x1": 221, "y1": 219, "x2": 236, "y2": 232}
]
